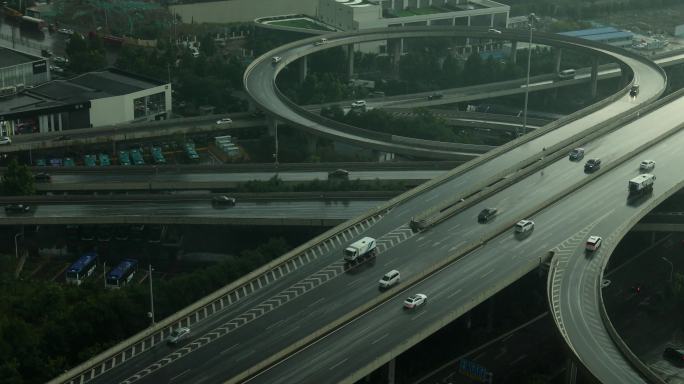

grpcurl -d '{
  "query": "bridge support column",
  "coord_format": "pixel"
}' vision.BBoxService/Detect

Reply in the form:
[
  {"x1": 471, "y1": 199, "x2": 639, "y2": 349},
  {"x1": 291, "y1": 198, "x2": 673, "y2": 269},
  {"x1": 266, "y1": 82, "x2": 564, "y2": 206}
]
[
  {"x1": 554, "y1": 48, "x2": 563, "y2": 74},
  {"x1": 590, "y1": 57, "x2": 599, "y2": 99},
  {"x1": 267, "y1": 117, "x2": 279, "y2": 165},
  {"x1": 390, "y1": 38, "x2": 402, "y2": 72},
  {"x1": 299, "y1": 56, "x2": 308, "y2": 84},
  {"x1": 387, "y1": 358, "x2": 396, "y2": 384},
  {"x1": 347, "y1": 44, "x2": 355, "y2": 79},
  {"x1": 510, "y1": 41, "x2": 517, "y2": 64},
  {"x1": 564, "y1": 358, "x2": 578, "y2": 384}
]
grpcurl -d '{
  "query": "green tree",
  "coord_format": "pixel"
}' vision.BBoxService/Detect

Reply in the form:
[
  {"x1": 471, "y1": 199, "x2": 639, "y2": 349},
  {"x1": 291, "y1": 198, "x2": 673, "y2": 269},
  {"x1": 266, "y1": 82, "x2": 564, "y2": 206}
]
[
  {"x1": 65, "y1": 34, "x2": 107, "y2": 74},
  {"x1": 2, "y1": 158, "x2": 34, "y2": 195}
]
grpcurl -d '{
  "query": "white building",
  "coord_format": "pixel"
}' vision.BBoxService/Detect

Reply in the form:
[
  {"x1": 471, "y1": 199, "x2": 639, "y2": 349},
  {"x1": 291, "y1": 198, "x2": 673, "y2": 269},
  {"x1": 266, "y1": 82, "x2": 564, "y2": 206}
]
[
  {"x1": 268, "y1": 0, "x2": 511, "y2": 53},
  {"x1": 0, "y1": 68, "x2": 171, "y2": 136}
]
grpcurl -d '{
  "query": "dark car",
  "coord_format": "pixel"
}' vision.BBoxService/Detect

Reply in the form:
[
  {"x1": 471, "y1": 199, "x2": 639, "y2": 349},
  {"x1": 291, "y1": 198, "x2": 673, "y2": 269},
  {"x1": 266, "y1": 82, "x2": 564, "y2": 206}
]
[
  {"x1": 478, "y1": 208, "x2": 498, "y2": 223},
  {"x1": 663, "y1": 347, "x2": 684, "y2": 367},
  {"x1": 427, "y1": 93, "x2": 444, "y2": 100},
  {"x1": 212, "y1": 195, "x2": 236, "y2": 207},
  {"x1": 34, "y1": 172, "x2": 51, "y2": 182},
  {"x1": 328, "y1": 169, "x2": 350, "y2": 179},
  {"x1": 5, "y1": 204, "x2": 30, "y2": 213},
  {"x1": 584, "y1": 158, "x2": 602, "y2": 173}
]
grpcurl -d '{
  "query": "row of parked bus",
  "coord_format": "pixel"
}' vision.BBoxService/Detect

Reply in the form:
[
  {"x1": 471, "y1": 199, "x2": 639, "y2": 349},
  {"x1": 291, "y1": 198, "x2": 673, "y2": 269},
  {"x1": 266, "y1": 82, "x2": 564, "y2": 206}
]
[
  {"x1": 35, "y1": 143, "x2": 204, "y2": 167},
  {"x1": 65, "y1": 253, "x2": 139, "y2": 289}
]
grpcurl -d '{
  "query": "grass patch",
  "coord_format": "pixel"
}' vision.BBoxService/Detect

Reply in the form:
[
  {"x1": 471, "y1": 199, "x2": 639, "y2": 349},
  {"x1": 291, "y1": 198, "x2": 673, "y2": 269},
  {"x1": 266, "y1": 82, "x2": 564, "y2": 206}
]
[{"x1": 268, "y1": 19, "x2": 334, "y2": 31}]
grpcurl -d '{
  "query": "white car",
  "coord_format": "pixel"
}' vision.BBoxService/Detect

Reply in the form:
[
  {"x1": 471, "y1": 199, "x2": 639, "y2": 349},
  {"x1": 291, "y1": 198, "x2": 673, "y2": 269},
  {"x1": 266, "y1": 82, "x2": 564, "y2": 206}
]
[
  {"x1": 403, "y1": 293, "x2": 427, "y2": 309},
  {"x1": 0, "y1": 136, "x2": 11, "y2": 145},
  {"x1": 639, "y1": 160, "x2": 655, "y2": 171},
  {"x1": 216, "y1": 117, "x2": 232, "y2": 125},
  {"x1": 350, "y1": 100, "x2": 367, "y2": 108},
  {"x1": 166, "y1": 327, "x2": 190, "y2": 345},
  {"x1": 313, "y1": 38, "x2": 328, "y2": 46},
  {"x1": 57, "y1": 28, "x2": 74, "y2": 35},
  {"x1": 272, "y1": 56, "x2": 282, "y2": 64},
  {"x1": 378, "y1": 270, "x2": 400, "y2": 289},
  {"x1": 586, "y1": 235, "x2": 602, "y2": 252},
  {"x1": 514, "y1": 219, "x2": 535, "y2": 233}
]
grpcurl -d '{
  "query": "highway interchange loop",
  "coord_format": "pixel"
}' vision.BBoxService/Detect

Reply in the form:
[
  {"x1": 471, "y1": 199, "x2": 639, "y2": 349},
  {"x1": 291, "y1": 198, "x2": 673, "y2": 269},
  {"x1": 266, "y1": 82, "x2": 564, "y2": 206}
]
[
  {"x1": 243, "y1": 26, "x2": 669, "y2": 383},
  {"x1": 51, "y1": 26, "x2": 673, "y2": 384}
]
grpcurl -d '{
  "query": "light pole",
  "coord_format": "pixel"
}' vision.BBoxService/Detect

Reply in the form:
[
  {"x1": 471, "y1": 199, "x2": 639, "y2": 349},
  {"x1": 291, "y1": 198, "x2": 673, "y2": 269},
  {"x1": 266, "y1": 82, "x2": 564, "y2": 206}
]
[
  {"x1": 148, "y1": 264, "x2": 155, "y2": 326},
  {"x1": 273, "y1": 120, "x2": 279, "y2": 167},
  {"x1": 521, "y1": 13, "x2": 537, "y2": 138},
  {"x1": 14, "y1": 230, "x2": 23, "y2": 259},
  {"x1": 661, "y1": 257, "x2": 674, "y2": 283}
]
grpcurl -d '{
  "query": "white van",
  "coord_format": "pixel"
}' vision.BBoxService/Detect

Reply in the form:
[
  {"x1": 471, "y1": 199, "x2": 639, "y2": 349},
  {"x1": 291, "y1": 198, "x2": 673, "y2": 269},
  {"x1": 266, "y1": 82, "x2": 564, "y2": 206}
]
[
  {"x1": 378, "y1": 270, "x2": 400, "y2": 289},
  {"x1": 514, "y1": 219, "x2": 535, "y2": 233},
  {"x1": 557, "y1": 69, "x2": 576, "y2": 80},
  {"x1": 314, "y1": 38, "x2": 328, "y2": 46}
]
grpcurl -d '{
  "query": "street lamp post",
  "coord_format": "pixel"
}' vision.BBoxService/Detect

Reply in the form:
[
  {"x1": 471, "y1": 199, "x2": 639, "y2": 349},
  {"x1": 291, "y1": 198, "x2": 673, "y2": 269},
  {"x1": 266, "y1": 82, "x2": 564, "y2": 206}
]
[
  {"x1": 14, "y1": 230, "x2": 23, "y2": 259},
  {"x1": 521, "y1": 13, "x2": 537, "y2": 138},
  {"x1": 661, "y1": 257, "x2": 674, "y2": 283},
  {"x1": 148, "y1": 264, "x2": 155, "y2": 326}
]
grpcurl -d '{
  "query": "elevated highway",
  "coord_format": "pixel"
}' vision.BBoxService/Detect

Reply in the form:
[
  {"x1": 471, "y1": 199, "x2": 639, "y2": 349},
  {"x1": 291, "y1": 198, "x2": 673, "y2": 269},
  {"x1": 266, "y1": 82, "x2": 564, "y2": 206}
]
[
  {"x1": 53, "y1": 27, "x2": 671, "y2": 384},
  {"x1": 27, "y1": 162, "x2": 453, "y2": 191}
]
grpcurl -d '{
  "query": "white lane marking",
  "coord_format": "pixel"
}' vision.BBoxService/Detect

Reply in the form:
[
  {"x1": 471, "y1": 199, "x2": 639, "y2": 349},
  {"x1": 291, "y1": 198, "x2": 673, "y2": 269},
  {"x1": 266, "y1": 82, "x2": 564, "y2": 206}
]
[
  {"x1": 169, "y1": 369, "x2": 190, "y2": 382},
  {"x1": 424, "y1": 194, "x2": 440, "y2": 202},
  {"x1": 307, "y1": 297, "x2": 325, "y2": 307},
  {"x1": 221, "y1": 344, "x2": 240, "y2": 355},
  {"x1": 266, "y1": 319, "x2": 285, "y2": 330},
  {"x1": 383, "y1": 260, "x2": 394, "y2": 266},
  {"x1": 282, "y1": 325, "x2": 300, "y2": 336},
  {"x1": 509, "y1": 354, "x2": 527, "y2": 366},
  {"x1": 328, "y1": 358, "x2": 349, "y2": 370},
  {"x1": 447, "y1": 288, "x2": 462, "y2": 298},
  {"x1": 481, "y1": 269, "x2": 494, "y2": 278},
  {"x1": 371, "y1": 333, "x2": 389, "y2": 345},
  {"x1": 411, "y1": 311, "x2": 427, "y2": 320},
  {"x1": 234, "y1": 349, "x2": 255, "y2": 362},
  {"x1": 346, "y1": 278, "x2": 362, "y2": 287}
]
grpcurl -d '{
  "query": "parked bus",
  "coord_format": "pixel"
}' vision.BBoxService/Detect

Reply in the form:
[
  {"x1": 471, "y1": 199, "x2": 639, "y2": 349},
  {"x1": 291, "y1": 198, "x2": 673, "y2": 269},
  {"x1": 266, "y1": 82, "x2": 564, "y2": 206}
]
[
  {"x1": 105, "y1": 259, "x2": 138, "y2": 289},
  {"x1": 66, "y1": 252, "x2": 98, "y2": 285}
]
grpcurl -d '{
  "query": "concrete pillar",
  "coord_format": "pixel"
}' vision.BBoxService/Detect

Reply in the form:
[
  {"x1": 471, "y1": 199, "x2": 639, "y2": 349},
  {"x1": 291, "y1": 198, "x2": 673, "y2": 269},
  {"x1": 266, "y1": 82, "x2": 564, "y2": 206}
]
[
  {"x1": 590, "y1": 57, "x2": 598, "y2": 99},
  {"x1": 347, "y1": 44, "x2": 355, "y2": 79},
  {"x1": 466, "y1": 16, "x2": 471, "y2": 47},
  {"x1": 388, "y1": 358, "x2": 396, "y2": 384},
  {"x1": 564, "y1": 359, "x2": 578, "y2": 384},
  {"x1": 510, "y1": 40, "x2": 517, "y2": 64},
  {"x1": 390, "y1": 38, "x2": 402, "y2": 69},
  {"x1": 299, "y1": 56, "x2": 308, "y2": 84},
  {"x1": 490, "y1": 13, "x2": 494, "y2": 26},
  {"x1": 554, "y1": 48, "x2": 563, "y2": 74},
  {"x1": 267, "y1": 117, "x2": 279, "y2": 165}
]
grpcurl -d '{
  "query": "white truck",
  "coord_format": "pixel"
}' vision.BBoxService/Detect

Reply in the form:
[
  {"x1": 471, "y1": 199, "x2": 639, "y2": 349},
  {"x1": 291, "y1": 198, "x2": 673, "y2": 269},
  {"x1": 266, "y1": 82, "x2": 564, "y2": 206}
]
[
  {"x1": 628, "y1": 174, "x2": 655, "y2": 195},
  {"x1": 343, "y1": 237, "x2": 376, "y2": 262}
]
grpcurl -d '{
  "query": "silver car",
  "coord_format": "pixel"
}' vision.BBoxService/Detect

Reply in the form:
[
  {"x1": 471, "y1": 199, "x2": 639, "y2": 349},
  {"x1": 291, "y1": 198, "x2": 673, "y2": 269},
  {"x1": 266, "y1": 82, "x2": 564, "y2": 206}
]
[{"x1": 166, "y1": 327, "x2": 190, "y2": 345}]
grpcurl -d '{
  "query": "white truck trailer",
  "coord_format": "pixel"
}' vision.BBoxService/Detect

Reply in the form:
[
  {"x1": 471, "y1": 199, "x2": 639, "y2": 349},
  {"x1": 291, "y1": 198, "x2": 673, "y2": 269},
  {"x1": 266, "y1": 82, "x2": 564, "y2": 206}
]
[
  {"x1": 628, "y1": 174, "x2": 655, "y2": 195},
  {"x1": 343, "y1": 237, "x2": 376, "y2": 262}
]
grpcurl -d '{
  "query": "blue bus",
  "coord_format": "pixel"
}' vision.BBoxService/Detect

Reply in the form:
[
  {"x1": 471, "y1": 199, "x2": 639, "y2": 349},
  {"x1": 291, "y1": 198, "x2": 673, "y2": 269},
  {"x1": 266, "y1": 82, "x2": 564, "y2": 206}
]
[
  {"x1": 66, "y1": 252, "x2": 98, "y2": 285},
  {"x1": 105, "y1": 259, "x2": 138, "y2": 289}
]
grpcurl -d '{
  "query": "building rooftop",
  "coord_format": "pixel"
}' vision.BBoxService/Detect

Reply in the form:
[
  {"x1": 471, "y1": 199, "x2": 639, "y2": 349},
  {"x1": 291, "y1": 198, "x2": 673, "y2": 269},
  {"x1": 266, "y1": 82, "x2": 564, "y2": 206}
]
[
  {"x1": 0, "y1": 68, "x2": 165, "y2": 117},
  {"x1": 0, "y1": 47, "x2": 43, "y2": 68}
]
